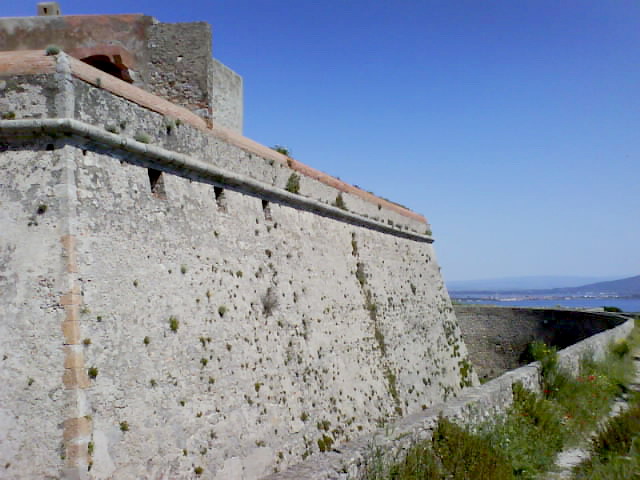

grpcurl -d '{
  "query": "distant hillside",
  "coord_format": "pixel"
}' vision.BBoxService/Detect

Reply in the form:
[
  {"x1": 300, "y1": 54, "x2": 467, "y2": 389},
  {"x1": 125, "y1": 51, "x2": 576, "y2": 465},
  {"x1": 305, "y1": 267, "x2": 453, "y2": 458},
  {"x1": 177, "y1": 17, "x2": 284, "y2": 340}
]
[
  {"x1": 450, "y1": 274, "x2": 640, "y2": 298},
  {"x1": 552, "y1": 275, "x2": 640, "y2": 296}
]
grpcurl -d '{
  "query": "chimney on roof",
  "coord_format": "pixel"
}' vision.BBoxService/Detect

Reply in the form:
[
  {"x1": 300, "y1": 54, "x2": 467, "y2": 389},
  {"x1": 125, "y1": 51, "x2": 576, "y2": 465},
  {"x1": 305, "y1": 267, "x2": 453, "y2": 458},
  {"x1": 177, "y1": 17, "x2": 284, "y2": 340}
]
[{"x1": 37, "y1": 2, "x2": 61, "y2": 16}]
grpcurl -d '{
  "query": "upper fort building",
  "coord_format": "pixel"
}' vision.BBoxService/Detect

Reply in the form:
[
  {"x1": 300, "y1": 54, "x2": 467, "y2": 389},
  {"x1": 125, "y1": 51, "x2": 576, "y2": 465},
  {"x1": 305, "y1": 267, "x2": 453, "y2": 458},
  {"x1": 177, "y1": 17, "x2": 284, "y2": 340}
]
[
  {"x1": 0, "y1": 3, "x2": 474, "y2": 480},
  {"x1": 0, "y1": 1, "x2": 244, "y2": 133}
]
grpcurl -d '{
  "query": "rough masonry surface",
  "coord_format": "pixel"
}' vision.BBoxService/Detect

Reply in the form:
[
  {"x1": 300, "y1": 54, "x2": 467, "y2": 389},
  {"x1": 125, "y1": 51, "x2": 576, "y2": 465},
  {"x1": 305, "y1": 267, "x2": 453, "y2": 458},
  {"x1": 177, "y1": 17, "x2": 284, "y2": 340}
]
[{"x1": 0, "y1": 48, "x2": 473, "y2": 480}]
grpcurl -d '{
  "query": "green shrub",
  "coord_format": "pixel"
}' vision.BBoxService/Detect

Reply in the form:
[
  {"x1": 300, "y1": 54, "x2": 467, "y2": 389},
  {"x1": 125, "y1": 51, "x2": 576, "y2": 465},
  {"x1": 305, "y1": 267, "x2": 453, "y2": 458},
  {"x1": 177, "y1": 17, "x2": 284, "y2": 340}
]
[
  {"x1": 317, "y1": 434, "x2": 334, "y2": 452},
  {"x1": 169, "y1": 316, "x2": 179, "y2": 332},
  {"x1": 272, "y1": 145, "x2": 290, "y2": 156},
  {"x1": 45, "y1": 45, "x2": 61, "y2": 55},
  {"x1": 611, "y1": 339, "x2": 630, "y2": 358},
  {"x1": 603, "y1": 306, "x2": 623, "y2": 312},
  {"x1": 285, "y1": 173, "x2": 300, "y2": 194},
  {"x1": 527, "y1": 341, "x2": 570, "y2": 397},
  {"x1": 333, "y1": 193, "x2": 347, "y2": 210}
]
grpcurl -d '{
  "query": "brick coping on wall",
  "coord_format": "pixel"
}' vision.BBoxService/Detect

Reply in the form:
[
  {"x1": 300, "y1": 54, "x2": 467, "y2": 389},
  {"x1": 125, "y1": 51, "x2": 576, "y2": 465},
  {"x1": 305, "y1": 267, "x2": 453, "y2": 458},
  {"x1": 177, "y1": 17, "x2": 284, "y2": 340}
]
[{"x1": 0, "y1": 50, "x2": 428, "y2": 225}]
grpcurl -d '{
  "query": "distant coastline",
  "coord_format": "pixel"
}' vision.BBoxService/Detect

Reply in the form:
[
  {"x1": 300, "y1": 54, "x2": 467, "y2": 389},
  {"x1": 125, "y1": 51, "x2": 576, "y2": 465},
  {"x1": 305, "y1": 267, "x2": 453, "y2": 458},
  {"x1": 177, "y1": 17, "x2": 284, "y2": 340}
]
[
  {"x1": 451, "y1": 296, "x2": 640, "y2": 312},
  {"x1": 449, "y1": 274, "x2": 640, "y2": 312}
]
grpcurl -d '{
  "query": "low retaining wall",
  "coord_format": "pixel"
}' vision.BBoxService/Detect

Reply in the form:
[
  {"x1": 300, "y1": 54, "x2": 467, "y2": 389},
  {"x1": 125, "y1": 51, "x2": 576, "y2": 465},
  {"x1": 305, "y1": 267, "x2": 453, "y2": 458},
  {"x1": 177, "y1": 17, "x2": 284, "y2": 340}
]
[
  {"x1": 264, "y1": 314, "x2": 634, "y2": 480},
  {"x1": 454, "y1": 305, "x2": 627, "y2": 381}
]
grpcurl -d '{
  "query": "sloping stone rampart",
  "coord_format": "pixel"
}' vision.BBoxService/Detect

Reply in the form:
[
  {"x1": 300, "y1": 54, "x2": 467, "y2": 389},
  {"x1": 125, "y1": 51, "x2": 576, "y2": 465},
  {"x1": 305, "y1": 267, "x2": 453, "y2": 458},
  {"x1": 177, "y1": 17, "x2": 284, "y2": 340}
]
[{"x1": 0, "y1": 57, "x2": 468, "y2": 479}]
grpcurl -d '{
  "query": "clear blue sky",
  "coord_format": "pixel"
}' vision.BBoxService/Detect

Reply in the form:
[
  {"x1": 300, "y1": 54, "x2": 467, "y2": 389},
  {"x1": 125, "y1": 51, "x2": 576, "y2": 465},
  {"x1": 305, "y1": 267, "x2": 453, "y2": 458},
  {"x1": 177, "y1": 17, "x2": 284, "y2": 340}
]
[{"x1": 5, "y1": 1, "x2": 639, "y2": 281}]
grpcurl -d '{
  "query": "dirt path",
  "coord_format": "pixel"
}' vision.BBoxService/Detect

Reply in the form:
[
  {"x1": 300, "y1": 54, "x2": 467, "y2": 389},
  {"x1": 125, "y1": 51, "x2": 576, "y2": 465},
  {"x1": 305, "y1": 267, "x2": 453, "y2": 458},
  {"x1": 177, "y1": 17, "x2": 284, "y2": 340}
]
[{"x1": 546, "y1": 352, "x2": 640, "y2": 479}]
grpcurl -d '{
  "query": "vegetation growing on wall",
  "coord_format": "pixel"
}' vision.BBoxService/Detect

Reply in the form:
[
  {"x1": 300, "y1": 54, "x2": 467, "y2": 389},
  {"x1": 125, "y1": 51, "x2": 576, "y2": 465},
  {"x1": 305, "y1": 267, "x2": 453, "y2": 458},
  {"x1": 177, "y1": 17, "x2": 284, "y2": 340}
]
[
  {"x1": 45, "y1": 45, "x2": 61, "y2": 55},
  {"x1": 351, "y1": 241, "x2": 402, "y2": 415},
  {"x1": 271, "y1": 145, "x2": 290, "y2": 156},
  {"x1": 285, "y1": 173, "x2": 300, "y2": 194},
  {"x1": 333, "y1": 193, "x2": 347, "y2": 210}
]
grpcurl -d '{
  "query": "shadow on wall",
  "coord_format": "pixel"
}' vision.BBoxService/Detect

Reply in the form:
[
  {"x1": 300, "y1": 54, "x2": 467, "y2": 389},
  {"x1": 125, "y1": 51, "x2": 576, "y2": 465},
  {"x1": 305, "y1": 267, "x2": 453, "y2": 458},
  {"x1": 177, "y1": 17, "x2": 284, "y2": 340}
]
[{"x1": 454, "y1": 305, "x2": 627, "y2": 382}]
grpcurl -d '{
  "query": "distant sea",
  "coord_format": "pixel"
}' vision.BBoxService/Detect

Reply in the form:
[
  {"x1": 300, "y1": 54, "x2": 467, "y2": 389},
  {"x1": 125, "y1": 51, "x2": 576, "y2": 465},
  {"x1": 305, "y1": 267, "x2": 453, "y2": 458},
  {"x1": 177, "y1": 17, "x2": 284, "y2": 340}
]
[{"x1": 454, "y1": 297, "x2": 640, "y2": 312}]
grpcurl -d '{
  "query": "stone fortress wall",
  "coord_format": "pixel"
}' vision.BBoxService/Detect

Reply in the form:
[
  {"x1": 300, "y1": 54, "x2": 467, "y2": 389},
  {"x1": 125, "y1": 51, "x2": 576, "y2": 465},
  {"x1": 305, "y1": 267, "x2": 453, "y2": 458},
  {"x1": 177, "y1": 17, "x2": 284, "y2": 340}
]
[{"x1": 0, "y1": 15, "x2": 472, "y2": 479}]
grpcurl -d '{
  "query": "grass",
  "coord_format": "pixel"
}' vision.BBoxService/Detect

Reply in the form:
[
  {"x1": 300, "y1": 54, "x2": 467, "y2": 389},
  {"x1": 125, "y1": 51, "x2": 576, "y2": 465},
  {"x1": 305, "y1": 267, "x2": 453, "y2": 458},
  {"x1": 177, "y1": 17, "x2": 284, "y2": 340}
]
[
  {"x1": 434, "y1": 418, "x2": 513, "y2": 479},
  {"x1": 481, "y1": 384, "x2": 565, "y2": 478},
  {"x1": 572, "y1": 393, "x2": 640, "y2": 479},
  {"x1": 364, "y1": 318, "x2": 638, "y2": 480}
]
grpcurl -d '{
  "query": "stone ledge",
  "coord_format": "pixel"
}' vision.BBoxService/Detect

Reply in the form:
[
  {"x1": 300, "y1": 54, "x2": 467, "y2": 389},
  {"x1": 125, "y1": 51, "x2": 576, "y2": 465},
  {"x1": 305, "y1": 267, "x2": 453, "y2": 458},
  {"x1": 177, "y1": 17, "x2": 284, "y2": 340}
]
[{"x1": 0, "y1": 118, "x2": 434, "y2": 243}]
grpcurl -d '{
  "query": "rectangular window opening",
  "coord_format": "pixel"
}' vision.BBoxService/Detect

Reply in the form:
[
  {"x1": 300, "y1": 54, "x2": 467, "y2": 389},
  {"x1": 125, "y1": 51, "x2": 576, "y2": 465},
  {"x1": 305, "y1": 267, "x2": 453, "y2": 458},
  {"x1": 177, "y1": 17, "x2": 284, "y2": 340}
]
[
  {"x1": 262, "y1": 199, "x2": 272, "y2": 221},
  {"x1": 148, "y1": 168, "x2": 166, "y2": 198},
  {"x1": 214, "y1": 186, "x2": 227, "y2": 212}
]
